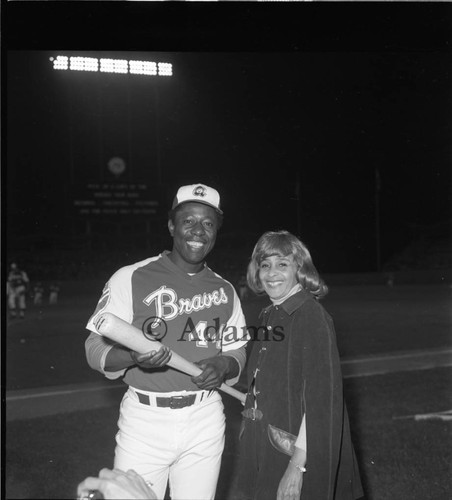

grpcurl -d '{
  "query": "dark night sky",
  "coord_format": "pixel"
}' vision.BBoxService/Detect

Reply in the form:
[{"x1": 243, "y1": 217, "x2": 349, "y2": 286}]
[{"x1": 4, "y1": 2, "x2": 452, "y2": 273}]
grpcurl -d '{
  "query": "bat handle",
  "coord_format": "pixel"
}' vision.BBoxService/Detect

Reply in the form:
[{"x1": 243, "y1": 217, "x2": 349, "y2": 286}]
[{"x1": 218, "y1": 383, "x2": 247, "y2": 405}]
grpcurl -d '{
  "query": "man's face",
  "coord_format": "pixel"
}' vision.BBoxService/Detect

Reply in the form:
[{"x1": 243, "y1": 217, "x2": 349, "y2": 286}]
[{"x1": 168, "y1": 202, "x2": 219, "y2": 273}]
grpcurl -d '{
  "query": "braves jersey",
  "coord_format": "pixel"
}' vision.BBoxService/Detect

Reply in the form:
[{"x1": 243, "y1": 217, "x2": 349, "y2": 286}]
[{"x1": 86, "y1": 251, "x2": 248, "y2": 392}]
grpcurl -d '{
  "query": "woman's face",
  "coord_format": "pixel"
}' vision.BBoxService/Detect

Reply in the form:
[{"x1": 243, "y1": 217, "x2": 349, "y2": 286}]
[{"x1": 258, "y1": 254, "x2": 298, "y2": 301}]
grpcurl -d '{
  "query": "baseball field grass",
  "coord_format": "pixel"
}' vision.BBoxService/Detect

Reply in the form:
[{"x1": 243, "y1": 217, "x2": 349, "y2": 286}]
[
  {"x1": 4, "y1": 283, "x2": 452, "y2": 499},
  {"x1": 5, "y1": 367, "x2": 451, "y2": 499},
  {"x1": 6, "y1": 284, "x2": 451, "y2": 391}
]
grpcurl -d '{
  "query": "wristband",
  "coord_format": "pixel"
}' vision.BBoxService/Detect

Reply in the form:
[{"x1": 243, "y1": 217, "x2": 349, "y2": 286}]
[{"x1": 290, "y1": 460, "x2": 307, "y2": 473}]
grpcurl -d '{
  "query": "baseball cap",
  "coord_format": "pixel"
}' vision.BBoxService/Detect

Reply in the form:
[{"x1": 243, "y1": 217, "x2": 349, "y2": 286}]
[{"x1": 171, "y1": 183, "x2": 223, "y2": 215}]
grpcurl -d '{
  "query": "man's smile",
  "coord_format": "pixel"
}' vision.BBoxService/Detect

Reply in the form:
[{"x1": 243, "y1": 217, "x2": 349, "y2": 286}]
[{"x1": 187, "y1": 240, "x2": 205, "y2": 249}]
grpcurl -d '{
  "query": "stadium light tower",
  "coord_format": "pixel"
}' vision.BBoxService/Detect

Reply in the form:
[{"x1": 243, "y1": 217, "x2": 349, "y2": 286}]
[
  {"x1": 50, "y1": 54, "x2": 173, "y2": 247},
  {"x1": 50, "y1": 54, "x2": 172, "y2": 184}
]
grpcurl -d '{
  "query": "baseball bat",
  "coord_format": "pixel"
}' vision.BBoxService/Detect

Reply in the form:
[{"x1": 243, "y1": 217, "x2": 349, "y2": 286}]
[{"x1": 95, "y1": 312, "x2": 246, "y2": 404}]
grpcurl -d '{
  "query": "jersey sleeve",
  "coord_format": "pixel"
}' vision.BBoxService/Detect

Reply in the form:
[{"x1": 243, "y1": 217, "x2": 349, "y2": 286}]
[
  {"x1": 85, "y1": 330, "x2": 126, "y2": 380},
  {"x1": 85, "y1": 266, "x2": 134, "y2": 379},
  {"x1": 86, "y1": 266, "x2": 134, "y2": 334},
  {"x1": 221, "y1": 345, "x2": 247, "y2": 387},
  {"x1": 221, "y1": 288, "x2": 249, "y2": 386},
  {"x1": 221, "y1": 287, "x2": 249, "y2": 352}
]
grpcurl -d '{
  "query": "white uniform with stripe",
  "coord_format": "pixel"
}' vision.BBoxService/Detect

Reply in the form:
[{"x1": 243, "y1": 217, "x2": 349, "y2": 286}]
[
  {"x1": 7, "y1": 268, "x2": 29, "y2": 315},
  {"x1": 85, "y1": 251, "x2": 248, "y2": 499}
]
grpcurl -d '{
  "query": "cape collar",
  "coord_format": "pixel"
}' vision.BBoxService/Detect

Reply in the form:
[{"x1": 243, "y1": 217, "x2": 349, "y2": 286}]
[{"x1": 261, "y1": 289, "x2": 312, "y2": 317}]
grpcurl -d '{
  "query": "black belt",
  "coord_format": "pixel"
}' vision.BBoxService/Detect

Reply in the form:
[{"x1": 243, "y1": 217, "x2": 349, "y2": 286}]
[
  {"x1": 136, "y1": 392, "x2": 211, "y2": 409},
  {"x1": 156, "y1": 394, "x2": 196, "y2": 409}
]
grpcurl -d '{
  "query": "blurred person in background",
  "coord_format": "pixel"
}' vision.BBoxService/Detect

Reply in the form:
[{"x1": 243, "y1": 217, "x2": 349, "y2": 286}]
[
  {"x1": 33, "y1": 282, "x2": 45, "y2": 306},
  {"x1": 49, "y1": 282, "x2": 60, "y2": 305},
  {"x1": 7, "y1": 262, "x2": 30, "y2": 319}
]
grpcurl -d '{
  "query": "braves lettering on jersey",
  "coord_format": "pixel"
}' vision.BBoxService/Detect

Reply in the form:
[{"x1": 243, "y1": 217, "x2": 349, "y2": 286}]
[{"x1": 86, "y1": 251, "x2": 248, "y2": 392}]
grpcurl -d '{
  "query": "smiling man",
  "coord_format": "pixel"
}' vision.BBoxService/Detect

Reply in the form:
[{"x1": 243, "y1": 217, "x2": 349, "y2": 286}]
[{"x1": 84, "y1": 183, "x2": 248, "y2": 500}]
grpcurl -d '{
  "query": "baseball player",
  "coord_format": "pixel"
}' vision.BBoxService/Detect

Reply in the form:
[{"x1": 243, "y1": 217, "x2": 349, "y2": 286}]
[
  {"x1": 238, "y1": 273, "x2": 250, "y2": 301},
  {"x1": 7, "y1": 262, "x2": 30, "y2": 319},
  {"x1": 85, "y1": 183, "x2": 248, "y2": 500},
  {"x1": 49, "y1": 283, "x2": 60, "y2": 305},
  {"x1": 33, "y1": 282, "x2": 45, "y2": 306}
]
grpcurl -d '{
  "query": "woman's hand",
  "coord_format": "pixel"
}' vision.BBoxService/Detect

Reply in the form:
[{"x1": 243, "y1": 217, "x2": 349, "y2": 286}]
[{"x1": 276, "y1": 461, "x2": 304, "y2": 500}]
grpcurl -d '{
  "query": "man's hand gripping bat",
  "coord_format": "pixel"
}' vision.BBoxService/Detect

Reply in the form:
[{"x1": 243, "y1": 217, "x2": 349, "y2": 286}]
[{"x1": 95, "y1": 312, "x2": 246, "y2": 404}]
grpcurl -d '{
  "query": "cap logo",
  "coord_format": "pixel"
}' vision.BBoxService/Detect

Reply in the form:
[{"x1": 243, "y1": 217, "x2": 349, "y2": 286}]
[
  {"x1": 172, "y1": 183, "x2": 223, "y2": 214},
  {"x1": 193, "y1": 186, "x2": 207, "y2": 197}
]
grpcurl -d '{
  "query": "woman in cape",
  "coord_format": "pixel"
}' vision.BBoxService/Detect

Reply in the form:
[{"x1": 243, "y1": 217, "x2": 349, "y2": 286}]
[{"x1": 235, "y1": 230, "x2": 363, "y2": 500}]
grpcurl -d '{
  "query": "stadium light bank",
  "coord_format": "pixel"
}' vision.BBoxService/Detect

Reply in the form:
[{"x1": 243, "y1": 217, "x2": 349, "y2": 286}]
[
  {"x1": 50, "y1": 55, "x2": 173, "y2": 77},
  {"x1": 50, "y1": 54, "x2": 172, "y2": 185}
]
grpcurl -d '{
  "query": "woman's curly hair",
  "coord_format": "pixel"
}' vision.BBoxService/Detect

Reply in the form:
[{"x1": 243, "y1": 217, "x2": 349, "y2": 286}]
[{"x1": 246, "y1": 230, "x2": 328, "y2": 299}]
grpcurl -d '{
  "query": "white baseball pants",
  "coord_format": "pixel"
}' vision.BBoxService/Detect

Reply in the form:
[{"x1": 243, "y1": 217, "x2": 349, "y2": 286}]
[
  {"x1": 114, "y1": 387, "x2": 226, "y2": 500},
  {"x1": 8, "y1": 286, "x2": 26, "y2": 312}
]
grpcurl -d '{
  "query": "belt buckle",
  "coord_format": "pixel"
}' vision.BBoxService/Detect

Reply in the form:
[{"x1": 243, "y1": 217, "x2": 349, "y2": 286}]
[{"x1": 169, "y1": 395, "x2": 188, "y2": 409}]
